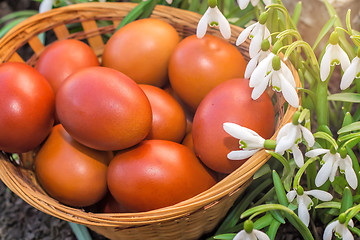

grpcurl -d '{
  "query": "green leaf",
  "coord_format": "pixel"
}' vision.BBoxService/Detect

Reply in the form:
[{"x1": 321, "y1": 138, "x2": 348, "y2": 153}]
[
  {"x1": 328, "y1": 93, "x2": 360, "y2": 103},
  {"x1": 291, "y1": 1, "x2": 302, "y2": 27},
  {"x1": 253, "y1": 163, "x2": 271, "y2": 179},
  {"x1": 315, "y1": 201, "x2": 341, "y2": 209},
  {"x1": 349, "y1": 226, "x2": 360, "y2": 238},
  {"x1": 312, "y1": 16, "x2": 336, "y2": 51},
  {"x1": 267, "y1": 219, "x2": 281, "y2": 240},
  {"x1": 340, "y1": 187, "x2": 353, "y2": 213},
  {"x1": 338, "y1": 121, "x2": 360, "y2": 134},
  {"x1": 266, "y1": 151, "x2": 290, "y2": 174},
  {"x1": 253, "y1": 213, "x2": 274, "y2": 229},
  {"x1": 0, "y1": 17, "x2": 28, "y2": 38},
  {"x1": 213, "y1": 233, "x2": 236, "y2": 240},
  {"x1": 0, "y1": 10, "x2": 37, "y2": 25},
  {"x1": 272, "y1": 170, "x2": 289, "y2": 206},
  {"x1": 313, "y1": 131, "x2": 337, "y2": 149},
  {"x1": 116, "y1": 0, "x2": 156, "y2": 30}
]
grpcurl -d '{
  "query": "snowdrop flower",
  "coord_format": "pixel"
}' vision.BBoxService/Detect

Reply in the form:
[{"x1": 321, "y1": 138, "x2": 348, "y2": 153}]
[
  {"x1": 320, "y1": 31, "x2": 350, "y2": 81},
  {"x1": 223, "y1": 122, "x2": 267, "y2": 160},
  {"x1": 236, "y1": 13, "x2": 271, "y2": 58},
  {"x1": 275, "y1": 120, "x2": 314, "y2": 167},
  {"x1": 323, "y1": 215, "x2": 354, "y2": 240},
  {"x1": 340, "y1": 53, "x2": 360, "y2": 90},
  {"x1": 39, "y1": 0, "x2": 54, "y2": 13},
  {"x1": 244, "y1": 39, "x2": 271, "y2": 79},
  {"x1": 237, "y1": 0, "x2": 272, "y2": 10},
  {"x1": 234, "y1": 220, "x2": 270, "y2": 240},
  {"x1": 306, "y1": 148, "x2": 358, "y2": 189},
  {"x1": 250, "y1": 53, "x2": 299, "y2": 108},
  {"x1": 287, "y1": 186, "x2": 333, "y2": 227},
  {"x1": 196, "y1": 5, "x2": 231, "y2": 39}
]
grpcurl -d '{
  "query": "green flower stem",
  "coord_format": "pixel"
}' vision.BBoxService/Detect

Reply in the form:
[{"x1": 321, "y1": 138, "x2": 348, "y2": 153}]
[
  {"x1": 293, "y1": 157, "x2": 317, "y2": 189},
  {"x1": 306, "y1": 160, "x2": 317, "y2": 190},
  {"x1": 316, "y1": 80, "x2": 330, "y2": 127}
]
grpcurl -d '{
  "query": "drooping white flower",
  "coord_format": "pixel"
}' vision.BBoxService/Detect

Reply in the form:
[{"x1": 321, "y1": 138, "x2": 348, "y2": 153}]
[
  {"x1": 340, "y1": 56, "x2": 360, "y2": 90},
  {"x1": 223, "y1": 122, "x2": 265, "y2": 160},
  {"x1": 237, "y1": 0, "x2": 272, "y2": 9},
  {"x1": 305, "y1": 148, "x2": 358, "y2": 189},
  {"x1": 233, "y1": 229, "x2": 270, "y2": 240},
  {"x1": 236, "y1": 21, "x2": 271, "y2": 58},
  {"x1": 250, "y1": 53, "x2": 299, "y2": 108},
  {"x1": 234, "y1": 220, "x2": 270, "y2": 240},
  {"x1": 320, "y1": 32, "x2": 350, "y2": 82},
  {"x1": 275, "y1": 122, "x2": 314, "y2": 167},
  {"x1": 39, "y1": 0, "x2": 54, "y2": 13},
  {"x1": 245, "y1": 48, "x2": 271, "y2": 79},
  {"x1": 323, "y1": 219, "x2": 354, "y2": 240},
  {"x1": 196, "y1": 6, "x2": 231, "y2": 39},
  {"x1": 287, "y1": 187, "x2": 333, "y2": 227}
]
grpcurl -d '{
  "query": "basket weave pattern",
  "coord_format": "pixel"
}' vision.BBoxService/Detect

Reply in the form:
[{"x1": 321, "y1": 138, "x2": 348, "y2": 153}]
[{"x1": 0, "y1": 3, "x2": 300, "y2": 240}]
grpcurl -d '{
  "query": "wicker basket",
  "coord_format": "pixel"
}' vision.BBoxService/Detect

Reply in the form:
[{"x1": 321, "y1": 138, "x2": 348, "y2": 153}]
[{"x1": 0, "y1": 2, "x2": 300, "y2": 240}]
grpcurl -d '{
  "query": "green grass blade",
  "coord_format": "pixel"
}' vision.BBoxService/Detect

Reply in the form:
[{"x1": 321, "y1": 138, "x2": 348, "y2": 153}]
[
  {"x1": 312, "y1": 16, "x2": 336, "y2": 51},
  {"x1": 68, "y1": 222, "x2": 92, "y2": 240}
]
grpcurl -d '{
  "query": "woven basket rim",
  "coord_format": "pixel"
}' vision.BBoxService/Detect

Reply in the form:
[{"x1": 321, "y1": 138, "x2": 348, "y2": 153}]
[{"x1": 0, "y1": 2, "x2": 300, "y2": 227}]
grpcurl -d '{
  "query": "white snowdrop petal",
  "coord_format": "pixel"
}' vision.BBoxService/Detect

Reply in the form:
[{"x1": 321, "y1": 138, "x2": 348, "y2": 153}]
[
  {"x1": 329, "y1": 160, "x2": 339, "y2": 182},
  {"x1": 196, "y1": 9, "x2": 210, "y2": 39},
  {"x1": 249, "y1": 54, "x2": 273, "y2": 87},
  {"x1": 340, "y1": 57, "x2": 360, "y2": 90},
  {"x1": 249, "y1": 29, "x2": 263, "y2": 58},
  {"x1": 275, "y1": 123, "x2": 292, "y2": 142},
  {"x1": 334, "y1": 45, "x2": 350, "y2": 71},
  {"x1": 286, "y1": 190, "x2": 297, "y2": 202},
  {"x1": 165, "y1": 0, "x2": 172, "y2": 4},
  {"x1": 250, "y1": 0, "x2": 260, "y2": 6},
  {"x1": 344, "y1": 164, "x2": 358, "y2": 189},
  {"x1": 227, "y1": 149, "x2": 259, "y2": 160},
  {"x1": 236, "y1": 23, "x2": 256, "y2": 46},
  {"x1": 253, "y1": 229, "x2": 270, "y2": 240},
  {"x1": 245, "y1": 54, "x2": 260, "y2": 79},
  {"x1": 298, "y1": 196, "x2": 310, "y2": 227},
  {"x1": 323, "y1": 221, "x2": 338, "y2": 240},
  {"x1": 238, "y1": 0, "x2": 250, "y2": 10},
  {"x1": 315, "y1": 157, "x2": 334, "y2": 187},
  {"x1": 216, "y1": 7, "x2": 232, "y2": 39},
  {"x1": 349, "y1": 219, "x2": 354, "y2": 228},
  {"x1": 280, "y1": 74, "x2": 299, "y2": 108},
  {"x1": 251, "y1": 73, "x2": 270, "y2": 100},
  {"x1": 280, "y1": 61, "x2": 296, "y2": 88},
  {"x1": 306, "y1": 190, "x2": 333, "y2": 201},
  {"x1": 263, "y1": 0, "x2": 272, "y2": 6},
  {"x1": 320, "y1": 44, "x2": 334, "y2": 81},
  {"x1": 292, "y1": 145, "x2": 304, "y2": 168},
  {"x1": 223, "y1": 123, "x2": 261, "y2": 139},
  {"x1": 233, "y1": 230, "x2": 246, "y2": 240},
  {"x1": 39, "y1": 0, "x2": 53, "y2": 13},
  {"x1": 342, "y1": 228, "x2": 354, "y2": 240},
  {"x1": 305, "y1": 148, "x2": 329, "y2": 158},
  {"x1": 299, "y1": 125, "x2": 315, "y2": 147}
]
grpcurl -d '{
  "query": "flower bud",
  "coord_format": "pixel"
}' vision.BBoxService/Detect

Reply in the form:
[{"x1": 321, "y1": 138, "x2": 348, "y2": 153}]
[
  {"x1": 261, "y1": 39, "x2": 270, "y2": 51},
  {"x1": 296, "y1": 185, "x2": 304, "y2": 195},
  {"x1": 259, "y1": 12, "x2": 269, "y2": 25},
  {"x1": 244, "y1": 220, "x2": 254, "y2": 233},
  {"x1": 272, "y1": 55, "x2": 281, "y2": 71},
  {"x1": 338, "y1": 213, "x2": 346, "y2": 224},
  {"x1": 329, "y1": 31, "x2": 339, "y2": 45}
]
